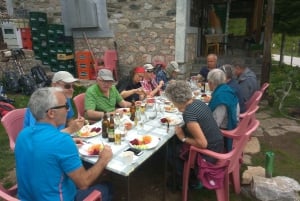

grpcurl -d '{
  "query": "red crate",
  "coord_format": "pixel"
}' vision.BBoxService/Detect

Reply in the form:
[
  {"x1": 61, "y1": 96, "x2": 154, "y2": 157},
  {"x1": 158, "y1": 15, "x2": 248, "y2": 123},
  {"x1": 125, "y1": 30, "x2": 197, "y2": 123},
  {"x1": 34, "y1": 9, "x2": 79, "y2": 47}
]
[
  {"x1": 20, "y1": 28, "x2": 31, "y2": 38},
  {"x1": 22, "y1": 38, "x2": 32, "y2": 50},
  {"x1": 75, "y1": 51, "x2": 93, "y2": 62},
  {"x1": 77, "y1": 69, "x2": 90, "y2": 80}
]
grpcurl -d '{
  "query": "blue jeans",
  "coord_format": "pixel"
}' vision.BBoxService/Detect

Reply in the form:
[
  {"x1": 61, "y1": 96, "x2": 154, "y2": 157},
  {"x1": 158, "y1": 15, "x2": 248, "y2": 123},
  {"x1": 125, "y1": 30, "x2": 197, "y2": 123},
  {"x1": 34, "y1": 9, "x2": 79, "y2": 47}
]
[{"x1": 75, "y1": 182, "x2": 113, "y2": 201}]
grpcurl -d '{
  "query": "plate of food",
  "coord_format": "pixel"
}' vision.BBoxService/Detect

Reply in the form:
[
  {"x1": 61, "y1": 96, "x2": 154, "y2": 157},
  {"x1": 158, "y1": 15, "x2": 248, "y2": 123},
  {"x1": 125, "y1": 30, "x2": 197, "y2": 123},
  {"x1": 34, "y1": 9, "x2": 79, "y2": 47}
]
[
  {"x1": 164, "y1": 105, "x2": 178, "y2": 113},
  {"x1": 77, "y1": 125, "x2": 102, "y2": 138},
  {"x1": 129, "y1": 135, "x2": 160, "y2": 150},
  {"x1": 160, "y1": 116, "x2": 182, "y2": 126},
  {"x1": 78, "y1": 143, "x2": 104, "y2": 156},
  {"x1": 117, "y1": 108, "x2": 131, "y2": 117}
]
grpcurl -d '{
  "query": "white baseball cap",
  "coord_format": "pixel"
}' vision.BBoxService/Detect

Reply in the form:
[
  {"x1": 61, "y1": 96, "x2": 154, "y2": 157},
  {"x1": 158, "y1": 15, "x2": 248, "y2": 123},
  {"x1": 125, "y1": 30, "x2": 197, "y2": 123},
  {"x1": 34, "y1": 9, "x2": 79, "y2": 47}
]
[{"x1": 52, "y1": 71, "x2": 78, "y2": 83}]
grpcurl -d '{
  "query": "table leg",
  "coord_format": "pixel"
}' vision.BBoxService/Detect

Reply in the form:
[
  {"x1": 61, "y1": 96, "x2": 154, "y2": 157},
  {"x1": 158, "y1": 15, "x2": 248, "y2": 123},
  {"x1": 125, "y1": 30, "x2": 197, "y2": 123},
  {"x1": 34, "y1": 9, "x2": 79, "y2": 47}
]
[{"x1": 126, "y1": 175, "x2": 130, "y2": 201}]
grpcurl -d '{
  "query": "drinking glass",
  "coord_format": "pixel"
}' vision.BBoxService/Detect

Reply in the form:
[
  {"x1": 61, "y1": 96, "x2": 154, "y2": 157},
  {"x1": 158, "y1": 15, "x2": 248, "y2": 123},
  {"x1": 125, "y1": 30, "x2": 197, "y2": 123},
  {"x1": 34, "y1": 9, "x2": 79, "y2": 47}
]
[{"x1": 145, "y1": 103, "x2": 157, "y2": 120}]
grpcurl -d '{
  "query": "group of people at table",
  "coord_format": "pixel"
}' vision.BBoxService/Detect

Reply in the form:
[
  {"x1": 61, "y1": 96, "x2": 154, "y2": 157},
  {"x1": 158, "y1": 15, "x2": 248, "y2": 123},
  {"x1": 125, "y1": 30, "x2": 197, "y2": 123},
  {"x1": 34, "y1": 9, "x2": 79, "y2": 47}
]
[{"x1": 14, "y1": 53, "x2": 258, "y2": 201}]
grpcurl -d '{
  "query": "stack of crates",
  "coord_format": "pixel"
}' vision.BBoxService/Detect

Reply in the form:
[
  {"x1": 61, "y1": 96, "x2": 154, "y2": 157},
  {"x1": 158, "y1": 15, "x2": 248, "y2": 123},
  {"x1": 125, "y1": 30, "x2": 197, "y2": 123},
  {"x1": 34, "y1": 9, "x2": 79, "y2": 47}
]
[
  {"x1": 20, "y1": 28, "x2": 32, "y2": 50},
  {"x1": 28, "y1": 11, "x2": 76, "y2": 75},
  {"x1": 48, "y1": 24, "x2": 75, "y2": 74},
  {"x1": 75, "y1": 51, "x2": 95, "y2": 80},
  {"x1": 29, "y1": 11, "x2": 48, "y2": 61},
  {"x1": 1, "y1": 22, "x2": 23, "y2": 49}
]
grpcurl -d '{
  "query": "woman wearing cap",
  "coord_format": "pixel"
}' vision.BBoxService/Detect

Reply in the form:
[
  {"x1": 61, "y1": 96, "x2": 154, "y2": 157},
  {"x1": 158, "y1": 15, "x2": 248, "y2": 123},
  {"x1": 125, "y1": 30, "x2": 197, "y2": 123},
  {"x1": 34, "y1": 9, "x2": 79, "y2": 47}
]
[
  {"x1": 23, "y1": 71, "x2": 85, "y2": 134},
  {"x1": 141, "y1": 64, "x2": 164, "y2": 97},
  {"x1": 116, "y1": 66, "x2": 147, "y2": 102},
  {"x1": 155, "y1": 61, "x2": 180, "y2": 90},
  {"x1": 85, "y1": 69, "x2": 131, "y2": 121}
]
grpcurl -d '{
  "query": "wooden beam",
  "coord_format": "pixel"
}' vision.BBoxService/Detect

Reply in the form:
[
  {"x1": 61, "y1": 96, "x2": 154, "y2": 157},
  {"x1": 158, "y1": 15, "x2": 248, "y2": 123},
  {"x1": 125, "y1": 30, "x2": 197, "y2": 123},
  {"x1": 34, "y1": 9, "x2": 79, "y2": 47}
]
[{"x1": 261, "y1": 0, "x2": 274, "y2": 86}]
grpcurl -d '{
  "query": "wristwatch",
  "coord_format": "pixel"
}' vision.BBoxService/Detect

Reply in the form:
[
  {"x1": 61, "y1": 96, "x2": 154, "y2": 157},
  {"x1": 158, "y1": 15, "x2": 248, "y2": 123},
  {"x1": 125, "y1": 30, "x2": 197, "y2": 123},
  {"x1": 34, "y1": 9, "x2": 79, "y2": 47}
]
[{"x1": 181, "y1": 137, "x2": 187, "y2": 143}]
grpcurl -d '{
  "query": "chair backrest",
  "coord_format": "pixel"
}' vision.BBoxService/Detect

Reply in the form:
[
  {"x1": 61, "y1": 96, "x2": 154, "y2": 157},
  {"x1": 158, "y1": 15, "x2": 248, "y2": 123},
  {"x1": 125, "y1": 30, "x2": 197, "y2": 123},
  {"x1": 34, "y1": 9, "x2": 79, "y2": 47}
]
[
  {"x1": 260, "y1": 82, "x2": 269, "y2": 94},
  {"x1": 244, "y1": 90, "x2": 263, "y2": 111},
  {"x1": 1, "y1": 108, "x2": 26, "y2": 151},
  {"x1": 73, "y1": 93, "x2": 85, "y2": 118}
]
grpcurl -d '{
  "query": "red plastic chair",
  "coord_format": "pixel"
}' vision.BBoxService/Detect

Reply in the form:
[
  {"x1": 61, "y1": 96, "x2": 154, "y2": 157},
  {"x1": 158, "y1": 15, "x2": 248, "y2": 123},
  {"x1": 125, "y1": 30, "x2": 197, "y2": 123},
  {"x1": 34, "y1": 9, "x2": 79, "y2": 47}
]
[
  {"x1": 1, "y1": 108, "x2": 26, "y2": 151},
  {"x1": 260, "y1": 82, "x2": 269, "y2": 94},
  {"x1": 103, "y1": 50, "x2": 118, "y2": 80},
  {"x1": 73, "y1": 93, "x2": 86, "y2": 118},
  {"x1": 182, "y1": 119, "x2": 260, "y2": 201}
]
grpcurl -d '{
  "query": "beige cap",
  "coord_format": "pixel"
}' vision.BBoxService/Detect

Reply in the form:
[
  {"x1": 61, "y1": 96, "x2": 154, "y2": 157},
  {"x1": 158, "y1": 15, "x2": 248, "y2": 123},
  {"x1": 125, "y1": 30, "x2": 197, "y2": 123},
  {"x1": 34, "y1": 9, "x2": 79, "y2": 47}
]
[
  {"x1": 98, "y1": 69, "x2": 114, "y2": 81},
  {"x1": 143, "y1": 64, "x2": 154, "y2": 71},
  {"x1": 169, "y1": 61, "x2": 180, "y2": 72},
  {"x1": 52, "y1": 71, "x2": 78, "y2": 83}
]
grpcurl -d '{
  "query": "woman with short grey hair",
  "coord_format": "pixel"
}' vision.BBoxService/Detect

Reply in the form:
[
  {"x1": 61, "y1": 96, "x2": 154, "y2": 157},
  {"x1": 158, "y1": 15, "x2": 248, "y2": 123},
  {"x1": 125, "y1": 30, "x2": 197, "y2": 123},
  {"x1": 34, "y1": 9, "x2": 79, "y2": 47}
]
[
  {"x1": 165, "y1": 80, "x2": 224, "y2": 188},
  {"x1": 207, "y1": 69, "x2": 239, "y2": 151}
]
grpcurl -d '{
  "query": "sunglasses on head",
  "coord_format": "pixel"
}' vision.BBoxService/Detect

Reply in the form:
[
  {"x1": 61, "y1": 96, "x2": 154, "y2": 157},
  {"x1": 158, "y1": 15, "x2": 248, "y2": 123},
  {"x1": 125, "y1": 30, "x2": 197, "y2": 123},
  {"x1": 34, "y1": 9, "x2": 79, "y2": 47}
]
[
  {"x1": 147, "y1": 70, "x2": 154, "y2": 73},
  {"x1": 46, "y1": 102, "x2": 69, "y2": 113}
]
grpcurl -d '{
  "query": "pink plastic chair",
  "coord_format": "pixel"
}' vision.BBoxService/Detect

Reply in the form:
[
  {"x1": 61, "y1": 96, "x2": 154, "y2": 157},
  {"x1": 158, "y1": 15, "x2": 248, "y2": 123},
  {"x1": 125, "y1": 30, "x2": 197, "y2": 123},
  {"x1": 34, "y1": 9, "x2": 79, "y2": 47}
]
[
  {"x1": 103, "y1": 50, "x2": 118, "y2": 80},
  {"x1": 260, "y1": 82, "x2": 270, "y2": 94},
  {"x1": 243, "y1": 90, "x2": 263, "y2": 115},
  {"x1": 73, "y1": 93, "x2": 86, "y2": 118},
  {"x1": 0, "y1": 183, "x2": 18, "y2": 201},
  {"x1": 1, "y1": 108, "x2": 26, "y2": 151},
  {"x1": 182, "y1": 119, "x2": 260, "y2": 201}
]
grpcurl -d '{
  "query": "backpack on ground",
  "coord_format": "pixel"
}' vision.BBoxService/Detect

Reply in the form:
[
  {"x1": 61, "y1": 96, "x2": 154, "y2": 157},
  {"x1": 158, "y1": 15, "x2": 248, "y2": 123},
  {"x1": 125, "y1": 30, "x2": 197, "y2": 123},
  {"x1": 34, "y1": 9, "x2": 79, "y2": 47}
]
[
  {"x1": 19, "y1": 74, "x2": 38, "y2": 96},
  {"x1": 31, "y1": 65, "x2": 51, "y2": 87},
  {"x1": 2, "y1": 70, "x2": 20, "y2": 93},
  {"x1": 0, "y1": 101, "x2": 15, "y2": 118}
]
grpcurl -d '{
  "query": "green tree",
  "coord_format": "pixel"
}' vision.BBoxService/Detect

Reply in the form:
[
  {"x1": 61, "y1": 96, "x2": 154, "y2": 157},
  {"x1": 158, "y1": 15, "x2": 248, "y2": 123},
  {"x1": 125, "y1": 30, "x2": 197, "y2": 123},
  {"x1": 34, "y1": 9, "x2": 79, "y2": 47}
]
[{"x1": 273, "y1": 0, "x2": 300, "y2": 65}]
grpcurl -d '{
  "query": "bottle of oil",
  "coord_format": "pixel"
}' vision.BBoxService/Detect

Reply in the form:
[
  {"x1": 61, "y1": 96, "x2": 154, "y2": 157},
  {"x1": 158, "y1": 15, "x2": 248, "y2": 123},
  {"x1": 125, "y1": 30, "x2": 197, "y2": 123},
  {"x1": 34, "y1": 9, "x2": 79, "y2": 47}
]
[
  {"x1": 108, "y1": 114, "x2": 115, "y2": 142},
  {"x1": 102, "y1": 112, "x2": 109, "y2": 138}
]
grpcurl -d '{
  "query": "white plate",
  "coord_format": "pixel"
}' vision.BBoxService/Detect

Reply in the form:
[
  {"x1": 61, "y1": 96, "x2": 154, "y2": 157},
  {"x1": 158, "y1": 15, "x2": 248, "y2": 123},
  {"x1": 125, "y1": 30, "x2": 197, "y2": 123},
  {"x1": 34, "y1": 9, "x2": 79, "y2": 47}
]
[
  {"x1": 78, "y1": 144, "x2": 102, "y2": 157},
  {"x1": 164, "y1": 108, "x2": 178, "y2": 113},
  {"x1": 129, "y1": 135, "x2": 160, "y2": 150},
  {"x1": 77, "y1": 125, "x2": 102, "y2": 138},
  {"x1": 160, "y1": 116, "x2": 182, "y2": 126}
]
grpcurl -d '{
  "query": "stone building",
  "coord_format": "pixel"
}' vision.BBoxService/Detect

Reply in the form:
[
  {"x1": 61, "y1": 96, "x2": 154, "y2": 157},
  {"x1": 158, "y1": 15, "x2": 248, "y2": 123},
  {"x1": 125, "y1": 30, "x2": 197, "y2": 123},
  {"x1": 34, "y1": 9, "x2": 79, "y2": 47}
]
[{"x1": 1, "y1": 0, "x2": 267, "y2": 80}]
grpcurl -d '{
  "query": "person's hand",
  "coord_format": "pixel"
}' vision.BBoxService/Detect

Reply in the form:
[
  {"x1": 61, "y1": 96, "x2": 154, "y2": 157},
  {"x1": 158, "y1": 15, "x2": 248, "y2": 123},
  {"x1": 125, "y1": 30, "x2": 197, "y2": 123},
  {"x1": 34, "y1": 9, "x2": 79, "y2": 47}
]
[
  {"x1": 135, "y1": 87, "x2": 146, "y2": 95},
  {"x1": 158, "y1": 80, "x2": 164, "y2": 88},
  {"x1": 99, "y1": 145, "x2": 113, "y2": 164},
  {"x1": 73, "y1": 138, "x2": 83, "y2": 146},
  {"x1": 68, "y1": 117, "x2": 85, "y2": 133}
]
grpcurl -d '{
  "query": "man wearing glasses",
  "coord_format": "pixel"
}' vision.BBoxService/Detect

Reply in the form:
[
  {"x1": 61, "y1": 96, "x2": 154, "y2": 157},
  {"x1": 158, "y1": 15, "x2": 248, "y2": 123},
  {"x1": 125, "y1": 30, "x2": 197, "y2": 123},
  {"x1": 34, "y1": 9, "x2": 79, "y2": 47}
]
[
  {"x1": 15, "y1": 87, "x2": 113, "y2": 201},
  {"x1": 141, "y1": 64, "x2": 164, "y2": 97},
  {"x1": 23, "y1": 71, "x2": 85, "y2": 134},
  {"x1": 85, "y1": 69, "x2": 131, "y2": 121}
]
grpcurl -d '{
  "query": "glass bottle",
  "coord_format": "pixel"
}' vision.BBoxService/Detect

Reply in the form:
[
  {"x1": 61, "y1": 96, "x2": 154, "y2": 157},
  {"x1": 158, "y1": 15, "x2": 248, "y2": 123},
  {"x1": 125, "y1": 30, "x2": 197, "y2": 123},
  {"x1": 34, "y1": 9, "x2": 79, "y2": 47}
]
[
  {"x1": 130, "y1": 99, "x2": 136, "y2": 121},
  {"x1": 108, "y1": 114, "x2": 115, "y2": 142},
  {"x1": 102, "y1": 112, "x2": 109, "y2": 138}
]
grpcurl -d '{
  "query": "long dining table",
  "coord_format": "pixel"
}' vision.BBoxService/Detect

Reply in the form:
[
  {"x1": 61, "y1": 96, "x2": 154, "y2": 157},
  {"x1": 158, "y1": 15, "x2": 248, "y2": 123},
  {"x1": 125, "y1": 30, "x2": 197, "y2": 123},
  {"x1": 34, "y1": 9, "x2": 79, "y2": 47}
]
[{"x1": 77, "y1": 97, "x2": 183, "y2": 201}]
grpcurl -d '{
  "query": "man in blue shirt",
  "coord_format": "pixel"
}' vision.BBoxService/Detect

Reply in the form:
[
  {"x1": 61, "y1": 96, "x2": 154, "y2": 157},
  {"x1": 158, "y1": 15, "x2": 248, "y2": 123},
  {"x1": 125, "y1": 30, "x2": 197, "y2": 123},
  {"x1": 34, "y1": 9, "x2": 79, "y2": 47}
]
[
  {"x1": 23, "y1": 71, "x2": 84, "y2": 134},
  {"x1": 197, "y1": 54, "x2": 218, "y2": 82},
  {"x1": 15, "y1": 87, "x2": 113, "y2": 201}
]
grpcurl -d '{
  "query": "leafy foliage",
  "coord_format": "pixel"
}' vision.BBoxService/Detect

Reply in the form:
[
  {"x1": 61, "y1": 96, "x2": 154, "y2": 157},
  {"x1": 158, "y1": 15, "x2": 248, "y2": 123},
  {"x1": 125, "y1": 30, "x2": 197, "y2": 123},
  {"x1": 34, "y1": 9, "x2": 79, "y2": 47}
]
[{"x1": 273, "y1": 0, "x2": 300, "y2": 35}]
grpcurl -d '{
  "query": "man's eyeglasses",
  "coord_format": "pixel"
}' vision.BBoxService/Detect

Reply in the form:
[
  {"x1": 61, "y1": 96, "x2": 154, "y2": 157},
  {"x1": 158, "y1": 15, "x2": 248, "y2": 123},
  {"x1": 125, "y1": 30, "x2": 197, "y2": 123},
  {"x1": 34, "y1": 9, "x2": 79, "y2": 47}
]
[
  {"x1": 98, "y1": 80, "x2": 114, "y2": 85},
  {"x1": 58, "y1": 82, "x2": 74, "y2": 89},
  {"x1": 46, "y1": 102, "x2": 69, "y2": 113}
]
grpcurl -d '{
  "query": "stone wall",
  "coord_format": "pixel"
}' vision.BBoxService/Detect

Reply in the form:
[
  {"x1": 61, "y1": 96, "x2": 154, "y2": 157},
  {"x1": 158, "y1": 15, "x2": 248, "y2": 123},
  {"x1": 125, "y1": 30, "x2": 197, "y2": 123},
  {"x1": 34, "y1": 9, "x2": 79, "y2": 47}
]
[{"x1": 9, "y1": 0, "x2": 186, "y2": 79}]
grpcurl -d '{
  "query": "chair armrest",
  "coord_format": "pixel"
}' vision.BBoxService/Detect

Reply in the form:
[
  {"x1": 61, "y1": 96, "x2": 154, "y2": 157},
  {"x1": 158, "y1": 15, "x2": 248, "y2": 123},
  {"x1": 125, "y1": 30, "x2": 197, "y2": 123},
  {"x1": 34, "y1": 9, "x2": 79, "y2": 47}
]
[
  {"x1": 0, "y1": 191, "x2": 19, "y2": 201},
  {"x1": 190, "y1": 146, "x2": 232, "y2": 161},
  {"x1": 220, "y1": 129, "x2": 243, "y2": 140},
  {"x1": 83, "y1": 190, "x2": 102, "y2": 201}
]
